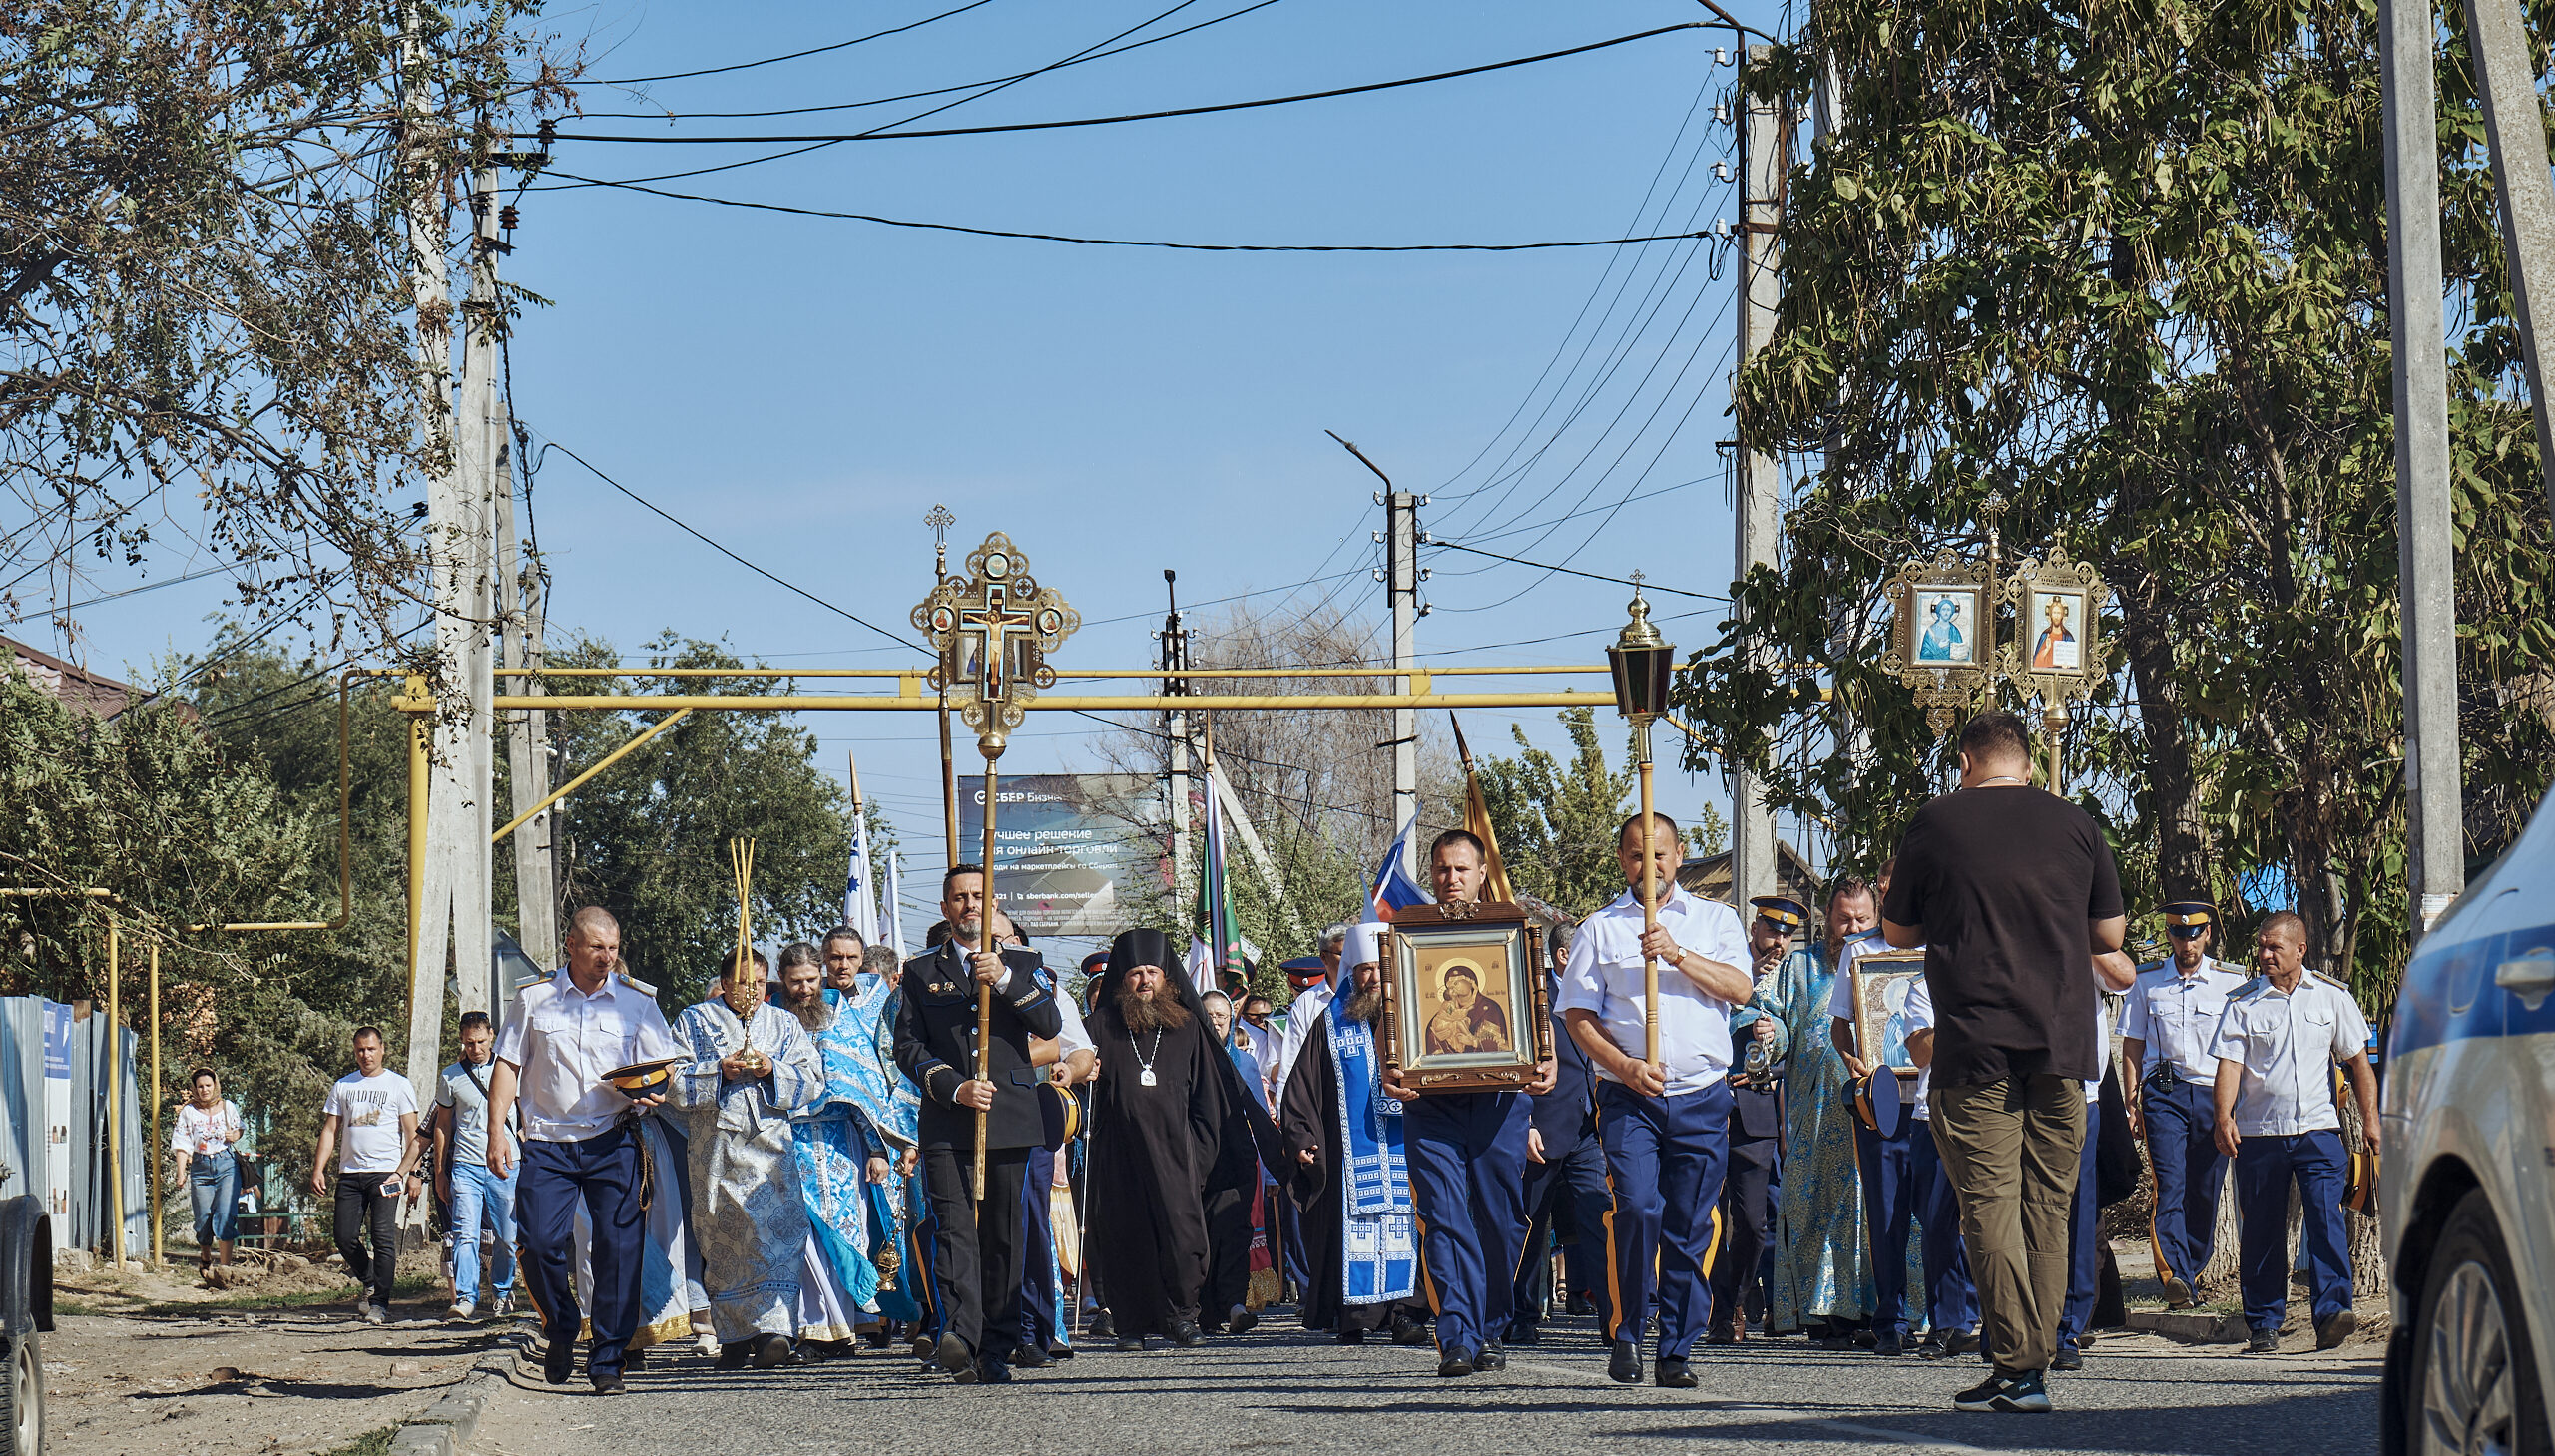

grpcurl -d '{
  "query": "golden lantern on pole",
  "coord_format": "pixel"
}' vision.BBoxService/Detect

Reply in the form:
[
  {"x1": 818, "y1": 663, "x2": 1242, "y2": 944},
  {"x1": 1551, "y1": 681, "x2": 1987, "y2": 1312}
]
[{"x1": 1607, "y1": 576, "x2": 1677, "y2": 1068}]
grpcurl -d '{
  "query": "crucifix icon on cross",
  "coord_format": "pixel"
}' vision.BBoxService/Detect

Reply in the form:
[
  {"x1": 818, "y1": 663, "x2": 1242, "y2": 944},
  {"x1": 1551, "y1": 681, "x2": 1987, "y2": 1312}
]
[{"x1": 911, "y1": 531, "x2": 1079, "y2": 751}]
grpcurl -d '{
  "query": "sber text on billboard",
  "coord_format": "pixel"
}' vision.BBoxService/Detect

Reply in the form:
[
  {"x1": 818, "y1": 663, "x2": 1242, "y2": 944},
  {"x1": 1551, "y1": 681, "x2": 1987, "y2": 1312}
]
[{"x1": 959, "y1": 774, "x2": 1158, "y2": 937}]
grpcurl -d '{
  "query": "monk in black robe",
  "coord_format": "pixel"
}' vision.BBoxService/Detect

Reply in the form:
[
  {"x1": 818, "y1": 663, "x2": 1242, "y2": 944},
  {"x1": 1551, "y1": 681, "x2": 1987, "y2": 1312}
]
[
  {"x1": 1278, "y1": 925, "x2": 1432, "y2": 1346},
  {"x1": 1085, "y1": 930, "x2": 1225, "y2": 1350}
]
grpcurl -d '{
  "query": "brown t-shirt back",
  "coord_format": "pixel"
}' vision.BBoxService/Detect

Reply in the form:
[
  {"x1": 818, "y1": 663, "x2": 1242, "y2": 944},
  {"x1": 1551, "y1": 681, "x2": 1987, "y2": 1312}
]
[{"x1": 1882, "y1": 787, "x2": 2124, "y2": 1086}]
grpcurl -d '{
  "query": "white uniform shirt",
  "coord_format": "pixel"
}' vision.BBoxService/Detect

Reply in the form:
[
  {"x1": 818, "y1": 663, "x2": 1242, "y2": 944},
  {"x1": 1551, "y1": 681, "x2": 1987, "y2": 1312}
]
[
  {"x1": 2119, "y1": 957, "x2": 2246, "y2": 1084},
  {"x1": 494, "y1": 969, "x2": 685, "y2": 1143},
  {"x1": 1052, "y1": 977, "x2": 1095, "y2": 1061},
  {"x1": 1272, "y1": 980, "x2": 1336, "y2": 1103},
  {"x1": 2210, "y1": 972, "x2": 2369, "y2": 1136},
  {"x1": 1557, "y1": 884, "x2": 1746, "y2": 1097}
]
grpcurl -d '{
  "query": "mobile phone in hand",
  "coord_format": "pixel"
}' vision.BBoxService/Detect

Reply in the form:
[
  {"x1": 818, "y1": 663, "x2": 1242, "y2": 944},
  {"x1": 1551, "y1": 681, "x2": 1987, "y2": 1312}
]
[{"x1": 379, "y1": 1178, "x2": 401, "y2": 1197}]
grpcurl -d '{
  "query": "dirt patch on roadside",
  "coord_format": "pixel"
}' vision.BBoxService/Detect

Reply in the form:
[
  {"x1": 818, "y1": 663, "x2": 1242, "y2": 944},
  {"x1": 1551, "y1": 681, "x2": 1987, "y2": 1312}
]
[{"x1": 47, "y1": 1245, "x2": 515, "y2": 1456}]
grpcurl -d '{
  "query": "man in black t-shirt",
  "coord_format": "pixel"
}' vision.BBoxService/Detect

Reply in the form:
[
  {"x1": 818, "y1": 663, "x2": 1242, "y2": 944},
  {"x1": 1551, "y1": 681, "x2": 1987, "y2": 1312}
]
[{"x1": 1880, "y1": 712, "x2": 2131, "y2": 1414}]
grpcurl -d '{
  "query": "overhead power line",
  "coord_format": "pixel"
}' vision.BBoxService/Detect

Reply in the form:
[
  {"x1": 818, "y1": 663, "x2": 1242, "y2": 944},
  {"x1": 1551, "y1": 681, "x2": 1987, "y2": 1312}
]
[
  {"x1": 538, "y1": 175, "x2": 1730, "y2": 251},
  {"x1": 593, "y1": 0, "x2": 1004, "y2": 86},
  {"x1": 580, "y1": 0, "x2": 1287, "y2": 121},
  {"x1": 549, "y1": 23, "x2": 1705, "y2": 145},
  {"x1": 1429, "y1": 540, "x2": 1727, "y2": 601},
  {"x1": 538, "y1": 439, "x2": 927, "y2": 653}
]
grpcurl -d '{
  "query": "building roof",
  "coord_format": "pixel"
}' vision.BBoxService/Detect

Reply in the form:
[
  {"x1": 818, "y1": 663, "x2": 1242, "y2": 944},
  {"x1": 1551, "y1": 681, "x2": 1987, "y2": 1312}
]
[
  {"x1": 2, "y1": 636, "x2": 190, "y2": 721},
  {"x1": 1677, "y1": 839, "x2": 1828, "y2": 909}
]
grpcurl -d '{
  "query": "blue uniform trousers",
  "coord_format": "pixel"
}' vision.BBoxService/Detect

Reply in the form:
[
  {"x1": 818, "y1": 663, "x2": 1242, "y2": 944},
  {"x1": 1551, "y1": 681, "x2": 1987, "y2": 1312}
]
[
  {"x1": 1909, "y1": 1119, "x2": 1976, "y2": 1334},
  {"x1": 1019, "y1": 1143, "x2": 1062, "y2": 1352},
  {"x1": 1513, "y1": 1134, "x2": 1612, "y2": 1330},
  {"x1": 1852, "y1": 1117, "x2": 1918, "y2": 1339},
  {"x1": 2056, "y1": 1104, "x2": 2101, "y2": 1351},
  {"x1": 2236, "y1": 1131, "x2": 2352, "y2": 1333},
  {"x1": 517, "y1": 1123, "x2": 644, "y2": 1379},
  {"x1": 1595, "y1": 1079, "x2": 1733, "y2": 1359},
  {"x1": 2142, "y1": 1077, "x2": 2229, "y2": 1290},
  {"x1": 1404, "y1": 1090, "x2": 1532, "y2": 1357}
]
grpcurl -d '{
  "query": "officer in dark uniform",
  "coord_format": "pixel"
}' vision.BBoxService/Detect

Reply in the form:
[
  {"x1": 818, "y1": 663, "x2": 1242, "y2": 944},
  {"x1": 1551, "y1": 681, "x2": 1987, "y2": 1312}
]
[
  {"x1": 1510, "y1": 915, "x2": 1610, "y2": 1344},
  {"x1": 1711, "y1": 895, "x2": 1800, "y2": 1342},
  {"x1": 892, "y1": 863, "x2": 1064, "y2": 1384}
]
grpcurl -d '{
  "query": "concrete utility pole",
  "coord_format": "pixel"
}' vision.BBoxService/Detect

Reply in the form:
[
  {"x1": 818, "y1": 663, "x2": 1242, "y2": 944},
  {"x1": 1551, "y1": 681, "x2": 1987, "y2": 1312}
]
[
  {"x1": 495, "y1": 397, "x2": 557, "y2": 974},
  {"x1": 396, "y1": 2, "x2": 476, "y2": 1093},
  {"x1": 1162, "y1": 570, "x2": 1193, "y2": 911},
  {"x1": 1382, "y1": 488, "x2": 1423, "y2": 848},
  {"x1": 410, "y1": 147, "x2": 503, "y2": 1089},
  {"x1": 1730, "y1": 45, "x2": 1788, "y2": 910},
  {"x1": 2465, "y1": 0, "x2": 2555, "y2": 529},
  {"x1": 2381, "y1": 0, "x2": 2466, "y2": 933}
]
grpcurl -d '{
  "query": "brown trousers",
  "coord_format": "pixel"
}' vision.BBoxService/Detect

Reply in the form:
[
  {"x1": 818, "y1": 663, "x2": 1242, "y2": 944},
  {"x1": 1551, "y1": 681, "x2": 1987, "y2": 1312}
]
[{"x1": 1929, "y1": 1074, "x2": 2086, "y2": 1375}]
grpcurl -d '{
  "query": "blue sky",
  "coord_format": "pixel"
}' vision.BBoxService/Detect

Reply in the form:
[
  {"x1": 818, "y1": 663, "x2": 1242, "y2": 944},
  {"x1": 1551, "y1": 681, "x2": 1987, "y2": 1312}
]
[{"x1": 27, "y1": 0, "x2": 1801, "y2": 944}]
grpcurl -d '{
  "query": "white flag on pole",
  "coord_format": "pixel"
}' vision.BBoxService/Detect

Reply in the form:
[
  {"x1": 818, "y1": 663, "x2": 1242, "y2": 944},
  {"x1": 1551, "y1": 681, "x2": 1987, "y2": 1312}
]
[
  {"x1": 886, "y1": 848, "x2": 909, "y2": 960},
  {"x1": 844, "y1": 809, "x2": 880, "y2": 945}
]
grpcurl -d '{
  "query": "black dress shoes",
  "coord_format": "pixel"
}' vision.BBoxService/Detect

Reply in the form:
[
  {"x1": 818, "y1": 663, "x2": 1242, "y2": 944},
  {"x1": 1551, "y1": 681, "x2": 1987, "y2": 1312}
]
[
  {"x1": 1608, "y1": 1338, "x2": 1643, "y2": 1385},
  {"x1": 1655, "y1": 1357, "x2": 1698, "y2": 1389},
  {"x1": 1474, "y1": 1341, "x2": 1508, "y2": 1372}
]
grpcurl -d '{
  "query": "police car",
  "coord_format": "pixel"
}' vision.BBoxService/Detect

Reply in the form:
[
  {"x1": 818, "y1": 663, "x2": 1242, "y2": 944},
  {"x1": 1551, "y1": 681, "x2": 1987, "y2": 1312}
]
[{"x1": 2379, "y1": 784, "x2": 2555, "y2": 1455}]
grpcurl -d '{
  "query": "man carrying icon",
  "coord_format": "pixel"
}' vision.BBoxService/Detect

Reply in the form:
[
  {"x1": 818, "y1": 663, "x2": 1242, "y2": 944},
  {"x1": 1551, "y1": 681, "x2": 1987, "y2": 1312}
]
[{"x1": 1391, "y1": 830, "x2": 1555, "y2": 1378}]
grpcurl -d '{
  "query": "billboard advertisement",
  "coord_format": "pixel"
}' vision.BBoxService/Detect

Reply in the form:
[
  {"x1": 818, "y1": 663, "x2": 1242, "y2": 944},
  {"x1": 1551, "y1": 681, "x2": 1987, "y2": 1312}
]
[{"x1": 958, "y1": 774, "x2": 1160, "y2": 937}]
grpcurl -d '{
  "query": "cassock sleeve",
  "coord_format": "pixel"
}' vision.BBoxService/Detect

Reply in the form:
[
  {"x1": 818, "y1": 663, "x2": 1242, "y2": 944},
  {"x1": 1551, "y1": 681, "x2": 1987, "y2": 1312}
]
[
  {"x1": 763, "y1": 1014, "x2": 825, "y2": 1116},
  {"x1": 1188, "y1": 1027, "x2": 1226, "y2": 1188},
  {"x1": 669, "y1": 1006, "x2": 724, "y2": 1112},
  {"x1": 1279, "y1": 1013, "x2": 1332, "y2": 1213}
]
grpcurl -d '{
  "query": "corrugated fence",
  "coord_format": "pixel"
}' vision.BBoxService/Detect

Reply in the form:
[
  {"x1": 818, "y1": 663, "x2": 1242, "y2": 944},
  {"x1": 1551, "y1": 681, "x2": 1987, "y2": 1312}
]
[{"x1": 0, "y1": 997, "x2": 149, "y2": 1256}]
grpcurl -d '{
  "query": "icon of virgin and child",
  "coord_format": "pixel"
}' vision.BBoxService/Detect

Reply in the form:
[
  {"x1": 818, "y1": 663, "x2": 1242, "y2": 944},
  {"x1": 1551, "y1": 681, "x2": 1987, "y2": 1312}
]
[{"x1": 1423, "y1": 959, "x2": 1512, "y2": 1057}]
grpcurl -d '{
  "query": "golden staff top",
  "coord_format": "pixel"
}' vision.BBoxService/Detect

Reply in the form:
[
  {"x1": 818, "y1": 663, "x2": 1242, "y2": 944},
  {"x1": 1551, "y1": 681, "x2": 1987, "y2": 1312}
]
[
  {"x1": 911, "y1": 531, "x2": 1082, "y2": 754},
  {"x1": 729, "y1": 836, "x2": 758, "y2": 968}
]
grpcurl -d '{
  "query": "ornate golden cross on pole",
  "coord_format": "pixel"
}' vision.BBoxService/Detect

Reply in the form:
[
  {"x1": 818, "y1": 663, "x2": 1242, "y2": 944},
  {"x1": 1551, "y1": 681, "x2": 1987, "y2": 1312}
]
[{"x1": 911, "y1": 532, "x2": 1079, "y2": 1204}]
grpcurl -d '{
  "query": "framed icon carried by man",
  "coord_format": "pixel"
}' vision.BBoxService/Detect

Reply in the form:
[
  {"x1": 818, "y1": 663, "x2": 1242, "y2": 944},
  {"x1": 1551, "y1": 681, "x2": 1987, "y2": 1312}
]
[
  {"x1": 1378, "y1": 902, "x2": 1551, "y2": 1092},
  {"x1": 1848, "y1": 948, "x2": 1927, "y2": 1076}
]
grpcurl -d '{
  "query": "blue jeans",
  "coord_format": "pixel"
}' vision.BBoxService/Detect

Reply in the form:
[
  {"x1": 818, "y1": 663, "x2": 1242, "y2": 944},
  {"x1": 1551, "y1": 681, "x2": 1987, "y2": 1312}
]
[
  {"x1": 449, "y1": 1159, "x2": 519, "y2": 1303},
  {"x1": 188, "y1": 1152, "x2": 240, "y2": 1246}
]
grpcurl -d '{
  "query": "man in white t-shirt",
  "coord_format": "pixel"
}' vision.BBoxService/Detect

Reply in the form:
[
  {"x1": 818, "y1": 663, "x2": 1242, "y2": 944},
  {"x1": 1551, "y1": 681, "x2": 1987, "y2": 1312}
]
[{"x1": 310, "y1": 1026, "x2": 422, "y2": 1324}]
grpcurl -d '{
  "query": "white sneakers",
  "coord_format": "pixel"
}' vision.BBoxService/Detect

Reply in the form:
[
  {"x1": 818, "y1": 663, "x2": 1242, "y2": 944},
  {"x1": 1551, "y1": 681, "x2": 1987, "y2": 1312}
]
[
  {"x1": 357, "y1": 1298, "x2": 385, "y2": 1326},
  {"x1": 449, "y1": 1301, "x2": 478, "y2": 1323}
]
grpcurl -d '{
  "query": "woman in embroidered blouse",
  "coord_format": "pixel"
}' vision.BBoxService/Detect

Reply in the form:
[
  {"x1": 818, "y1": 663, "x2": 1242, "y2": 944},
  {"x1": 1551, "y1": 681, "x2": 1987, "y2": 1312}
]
[{"x1": 172, "y1": 1068, "x2": 244, "y2": 1271}]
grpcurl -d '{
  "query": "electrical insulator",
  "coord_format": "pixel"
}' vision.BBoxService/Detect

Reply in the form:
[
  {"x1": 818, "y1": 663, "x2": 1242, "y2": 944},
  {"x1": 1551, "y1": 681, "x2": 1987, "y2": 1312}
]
[
  {"x1": 499, "y1": 205, "x2": 519, "y2": 231},
  {"x1": 1712, "y1": 103, "x2": 1729, "y2": 124},
  {"x1": 1714, "y1": 162, "x2": 1735, "y2": 183}
]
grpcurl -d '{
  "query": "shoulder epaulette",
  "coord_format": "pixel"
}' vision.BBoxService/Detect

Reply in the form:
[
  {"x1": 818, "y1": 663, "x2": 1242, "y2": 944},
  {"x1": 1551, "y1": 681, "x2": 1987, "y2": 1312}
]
[
  {"x1": 2234, "y1": 975, "x2": 2269, "y2": 998},
  {"x1": 616, "y1": 971, "x2": 658, "y2": 997},
  {"x1": 2311, "y1": 970, "x2": 2352, "y2": 992}
]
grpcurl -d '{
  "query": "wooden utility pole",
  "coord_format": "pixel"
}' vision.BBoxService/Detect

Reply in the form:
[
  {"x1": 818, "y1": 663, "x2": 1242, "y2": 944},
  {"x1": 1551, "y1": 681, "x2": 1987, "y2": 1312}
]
[{"x1": 1730, "y1": 47, "x2": 1788, "y2": 910}]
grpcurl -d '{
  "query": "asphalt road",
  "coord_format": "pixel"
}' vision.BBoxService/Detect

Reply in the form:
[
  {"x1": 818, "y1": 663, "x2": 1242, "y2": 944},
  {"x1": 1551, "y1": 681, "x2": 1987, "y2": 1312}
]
[{"x1": 464, "y1": 1311, "x2": 2382, "y2": 1456}]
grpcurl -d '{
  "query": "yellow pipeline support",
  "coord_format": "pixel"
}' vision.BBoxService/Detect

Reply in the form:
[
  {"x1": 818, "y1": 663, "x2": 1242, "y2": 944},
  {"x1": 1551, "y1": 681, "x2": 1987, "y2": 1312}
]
[
  {"x1": 484, "y1": 691, "x2": 1621, "y2": 713},
  {"x1": 491, "y1": 708, "x2": 693, "y2": 843},
  {"x1": 406, "y1": 675, "x2": 430, "y2": 1060},
  {"x1": 106, "y1": 919, "x2": 123, "y2": 1268},
  {"x1": 492, "y1": 664, "x2": 1606, "y2": 680},
  {"x1": 148, "y1": 942, "x2": 162, "y2": 1266}
]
